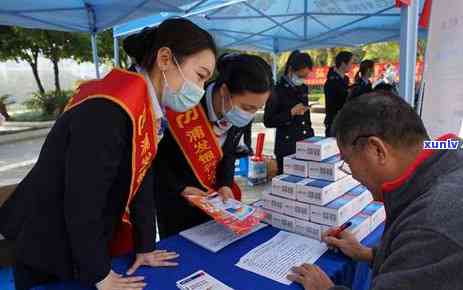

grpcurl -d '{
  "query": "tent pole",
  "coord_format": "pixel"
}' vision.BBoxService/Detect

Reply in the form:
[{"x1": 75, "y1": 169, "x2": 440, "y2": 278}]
[
  {"x1": 399, "y1": 0, "x2": 419, "y2": 106},
  {"x1": 113, "y1": 36, "x2": 120, "y2": 67},
  {"x1": 91, "y1": 32, "x2": 100, "y2": 79},
  {"x1": 272, "y1": 52, "x2": 278, "y2": 83}
]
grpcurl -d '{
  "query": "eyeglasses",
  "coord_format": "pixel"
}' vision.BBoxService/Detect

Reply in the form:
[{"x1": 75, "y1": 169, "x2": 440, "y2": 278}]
[
  {"x1": 338, "y1": 134, "x2": 376, "y2": 176},
  {"x1": 338, "y1": 161, "x2": 352, "y2": 175}
]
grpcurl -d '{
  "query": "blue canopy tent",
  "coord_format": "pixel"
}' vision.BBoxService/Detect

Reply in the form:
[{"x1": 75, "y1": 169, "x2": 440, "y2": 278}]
[
  {"x1": 0, "y1": 0, "x2": 221, "y2": 77},
  {"x1": 114, "y1": 0, "x2": 425, "y2": 104}
]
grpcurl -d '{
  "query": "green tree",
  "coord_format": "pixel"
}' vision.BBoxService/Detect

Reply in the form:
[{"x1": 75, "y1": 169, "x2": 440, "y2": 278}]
[
  {"x1": 0, "y1": 26, "x2": 46, "y2": 94},
  {"x1": 41, "y1": 30, "x2": 84, "y2": 92},
  {"x1": 362, "y1": 42, "x2": 400, "y2": 62}
]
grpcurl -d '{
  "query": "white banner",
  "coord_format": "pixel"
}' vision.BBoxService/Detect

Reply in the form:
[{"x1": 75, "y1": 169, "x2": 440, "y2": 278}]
[{"x1": 421, "y1": 0, "x2": 463, "y2": 138}]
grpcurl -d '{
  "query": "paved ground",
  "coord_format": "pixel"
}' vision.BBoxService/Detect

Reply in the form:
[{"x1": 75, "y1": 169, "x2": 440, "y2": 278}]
[{"x1": 0, "y1": 113, "x2": 327, "y2": 201}]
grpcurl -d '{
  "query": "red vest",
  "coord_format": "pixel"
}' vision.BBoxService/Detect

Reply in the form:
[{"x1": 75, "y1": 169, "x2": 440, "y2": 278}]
[
  {"x1": 166, "y1": 106, "x2": 241, "y2": 200},
  {"x1": 64, "y1": 68, "x2": 157, "y2": 256}
]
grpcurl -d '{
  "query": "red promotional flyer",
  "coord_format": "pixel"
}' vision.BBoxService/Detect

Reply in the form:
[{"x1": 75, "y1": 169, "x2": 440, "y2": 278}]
[{"x1": 185, "y1": 194, "x2": 267, "y2": 235}]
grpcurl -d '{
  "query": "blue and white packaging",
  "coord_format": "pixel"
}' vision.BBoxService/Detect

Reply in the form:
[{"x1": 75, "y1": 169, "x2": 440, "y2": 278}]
[
  {"x1": 272, "y1": 174, "x2": 307, "y2": 200},
  {"x1": 361, "y1": 201, "x2": 386, "y2": 232},
  {"x1": 310, "y1": 194, "x2": 357, "y2": 226},
  {"x1": 294, "y1": 219, "x2": 324, "y2": 240},
  {"x1": 248, "y1": 158, "x2": 267, "y2": 185},
  {"x1": 271, "y1": 212, "x2": 296, "y2": 232},
  {"x1": 286, "y1": 199, "x2": 311, "y2": 221},
  {"x1": 309, "y1": 154, "x2": 348, "y2": 181},
  {"x1": 262, "y1": 191, "x2": 292, "y2": 214},
  {"x1": 347, "y1": 213, "x2": 371, "y2": 241},
  {"x1": 296, "y1": 136, "x2": 339, "y2": 161},
  {"x1": 296, "y1": 175, "x2": 360, "y2": 206},
  {"x1": 283, "y1": 154, "x2": 310, "y2": 177},
  {"x1": 346, "y1": 185, "x2": 374, "y2": 214}
]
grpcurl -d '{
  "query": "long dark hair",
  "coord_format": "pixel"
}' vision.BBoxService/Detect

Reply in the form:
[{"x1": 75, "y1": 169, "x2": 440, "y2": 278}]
[
  {"x1": 355, "y1": 60, "x2": 375, "y2": 83},
  {"x1": 123, "y1": 18, "x2": 217, "y2": 71},
  {"x1": 214, "y1": 53, "x2": 273, "y2": 96},
  {"x1": 284, "y1": 50, "x2": 313, "y2": 75}
]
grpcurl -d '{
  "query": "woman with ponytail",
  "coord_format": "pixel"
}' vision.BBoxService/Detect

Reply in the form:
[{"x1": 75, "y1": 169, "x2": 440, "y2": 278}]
[
  {"x1": 1, "y1": 18, "x2": 217, "y2": 290},
  {"x1": 349, "y1": 59, "x2": 375, "y2": 100},
  {"x1": 264, "y1": 50, "x2": 315, "y2": 174},
  {"x1": 154, "y1": 53, "x2": 273, "y2": 238}
]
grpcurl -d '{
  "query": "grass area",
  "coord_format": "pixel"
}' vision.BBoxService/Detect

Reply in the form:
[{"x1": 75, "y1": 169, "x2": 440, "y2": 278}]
[
  {"x1": 10, "y1": 110, "x2": 56, "y2": 122},
  {"x1": 310, "y1": 93, "x2": 325, "y2": 106}
]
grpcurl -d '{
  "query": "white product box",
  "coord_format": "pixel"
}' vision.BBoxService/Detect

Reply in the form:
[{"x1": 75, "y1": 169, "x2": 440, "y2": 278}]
[
  {"x1": 285, "y1": 199, "x2": 311, "y2": 221},
  {"x1": 296, "y1": 175, "x2": 360, "y2": 206},
  {"x1": 283, "y1": 154, "x2": 311, "y2": 177},
  {"x1": 296, "y1": 136, "x2": 340, "y2": 161},
  {"x1": 347, "y1": 213, "x2": 371, "y2": 241},
  {"x1": 260, "y1": 206, "x2": 277, "y2": 225},
  {"x1": 310, "y1": 194, "x2": 358, "y2": 226},
  {"x1": 361, "y1": 201, "x2": 386, "y2": 232},
  {"x1": 262, "y1": 191, "x2": 292, "y2": 214},
  {"x1": 271, "y1": 212, "x2": 296, "y2": 232},
  {"x1": 294, "y1": 219, "x2": 324, "y2": 240},
  {"x1": 309, "y1": 154, "x2": 348, "y2": 181},
  {"x1": 272, "y1": 174, "x2": 307, "y2": 200},
  {"x1": 248, "y1": 158, "x2": 267, "y2": 185},
  {"x1": 346, "y1": 185, "x2": 374, "y2": 215}
]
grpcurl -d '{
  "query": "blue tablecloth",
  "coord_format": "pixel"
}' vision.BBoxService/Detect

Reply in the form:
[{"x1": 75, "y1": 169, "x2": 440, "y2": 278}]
[{"x1": 23, "y1": 224, "x2": 383, "y2": 290}]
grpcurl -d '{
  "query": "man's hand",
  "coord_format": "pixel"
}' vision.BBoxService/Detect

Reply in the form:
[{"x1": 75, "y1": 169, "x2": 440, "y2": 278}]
[
  {"x1": 126, "y1": 250, "x2": 179, "y2": 275},
  {"x1": 96, "y1": 270, "x2": 146, "y2": 290},
  {"x1": 287, "y1": 264, "x2": 334, "y2": 290},
  {"x1": 322, "y1": 227, "x2": 373, "y2": 262},
  {"x1": 217, "y1": 186, "x2": 234, "y2": 203},
  {"x1": 291, "y1": 103, "x2": 309, "y2": 116}
]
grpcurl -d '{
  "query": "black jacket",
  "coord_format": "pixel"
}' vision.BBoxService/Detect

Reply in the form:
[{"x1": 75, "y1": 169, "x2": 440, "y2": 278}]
[
  {"x1": 0, "y1": 99, "x2": 156, "y2": 285},
  {"x1": 264, "y1": 76, "x2": 314, "y2": 157},
  {"x1": 348, "y1": 78, "x2": 373, "y2": 101},
  {"x1": 323, "y1": 68, "x2": 349, "y2": 136},
  {"x1": 154, "y1": 90, "x2": 246, "y2": 196},
  {"x1": 153, "y1": 90, "x2": 247, "y2": 238}
]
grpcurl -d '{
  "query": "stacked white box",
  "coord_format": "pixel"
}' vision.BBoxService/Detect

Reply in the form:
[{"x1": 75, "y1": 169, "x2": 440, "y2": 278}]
[
  {"x1": 361, "y1": 201, "x2": 386, "y2": 232},
  {"x1": 294, "y1": 219, "x2": 324, "y2": 240},
  {"x1": 346, "y1": 213, "x2": 371, "y2": 241},
  {"x1": 310, "y1": 194, "x2": 357, "y2": 227},
  {"x1": 287, "y1": 199, "x2": 311, "y2": 221},
  {"x1": 309, "y1": 154, "x2": 348, "y2": 182},
  {"x1": 345, "y1": 185, "x2": 374, "y2": 214},
  {"x1": 283, "y1": 154, "x2": 311, "y2": 177},
  {"x1": 271, "y1": 211, "x2": 296, "y2": 232},
  {"x1": 296, "y1": 175, "x2": 360, "y2": 206},
  {"x1": 262, "y1": 191, "x2": 292, "y2": 214},
  {"x1": 272, "y1": 174, "x2": 307, "y2": 200},
  {"x1": 296, "y1": 137, "x2": 339, "y2": 161}
]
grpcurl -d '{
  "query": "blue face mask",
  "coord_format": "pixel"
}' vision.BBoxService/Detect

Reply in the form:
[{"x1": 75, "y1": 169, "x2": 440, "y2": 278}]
[
  {"x1": 291, "y1": 75, "x2": 305, "y2": 86},
  {"x1": 162, "y1": 57, "x2": 205, "y2": 112},
  {"x1": 222, "y1": 96, "x2": 255, "y2": 128}
]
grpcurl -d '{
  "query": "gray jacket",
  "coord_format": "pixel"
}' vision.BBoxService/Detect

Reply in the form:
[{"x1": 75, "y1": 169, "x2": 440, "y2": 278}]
[{"x1": 332, "y1": 147, "x2": 463, "y2": 290}]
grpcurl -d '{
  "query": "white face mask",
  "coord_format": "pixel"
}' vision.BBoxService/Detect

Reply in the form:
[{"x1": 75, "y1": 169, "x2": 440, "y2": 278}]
[
  {"x1": 161, "y1": 56, "x2": 205, "y2": 112},
  {"x1": 222, "y1": 95, "x2": 255, "y2": 128},
  {"x1": 291, "y1": 75, "x2": 305, "y2": 86}
]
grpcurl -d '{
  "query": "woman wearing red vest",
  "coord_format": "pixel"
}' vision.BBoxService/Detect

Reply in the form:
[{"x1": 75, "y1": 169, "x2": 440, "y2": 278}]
[
  {"x1": 0, "y1": 19, "x2": 216, "y2": 290},
  {"x1": 153, "y1": 53, "x2": 273, "y2": 238}
]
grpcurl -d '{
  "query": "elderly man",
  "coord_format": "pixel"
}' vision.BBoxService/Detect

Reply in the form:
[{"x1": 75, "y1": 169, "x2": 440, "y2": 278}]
[{"x1": 288, "y1": 92, "x2": 463, "y2": 290}]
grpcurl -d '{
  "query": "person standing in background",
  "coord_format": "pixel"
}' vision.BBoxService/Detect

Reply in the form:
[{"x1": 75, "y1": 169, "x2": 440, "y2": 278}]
[
  {"x1": 324, "y1": 51, "x2": 354, "y2": 137},
  {"x1": 264, "y1": 50, "x2": 314, "y2": 174},
  {"x1": 349, "y1": 60, "x2": 374, "y2": 101}
]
